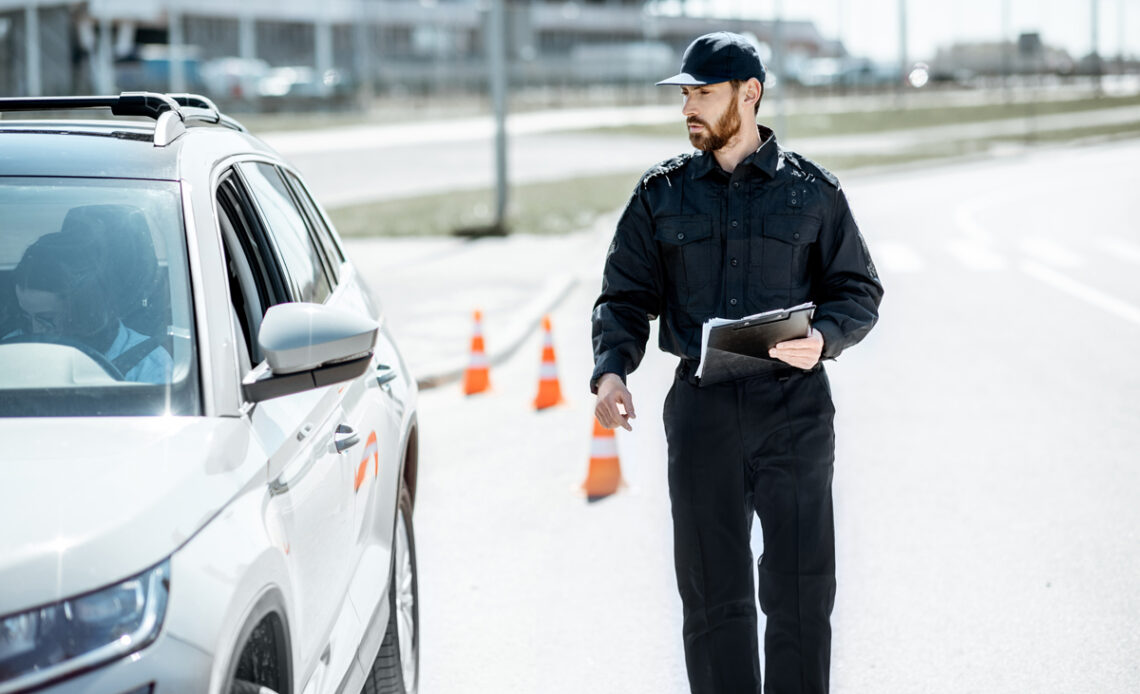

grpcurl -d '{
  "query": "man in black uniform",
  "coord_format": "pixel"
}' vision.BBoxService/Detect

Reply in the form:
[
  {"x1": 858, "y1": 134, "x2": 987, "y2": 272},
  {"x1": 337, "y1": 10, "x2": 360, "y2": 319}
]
[{"x1": 591, "y1": 32, "x2": 883, "y2": 694}]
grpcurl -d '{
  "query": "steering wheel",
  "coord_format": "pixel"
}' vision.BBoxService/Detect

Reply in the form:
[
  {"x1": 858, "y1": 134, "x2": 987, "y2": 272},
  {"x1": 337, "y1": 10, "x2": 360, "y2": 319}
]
[{"x1": 0, "y1": 333, "x2": 125, "y2": 380}]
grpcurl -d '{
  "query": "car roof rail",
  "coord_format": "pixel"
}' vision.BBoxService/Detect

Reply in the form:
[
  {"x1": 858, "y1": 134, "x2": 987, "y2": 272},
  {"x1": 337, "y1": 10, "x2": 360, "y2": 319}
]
[
  {"x1": 0, "y1": 91, "x2": 247, "y2": 145},
  {"x1": 166, "y1": 93, "x2": 248, "y2": 133}
]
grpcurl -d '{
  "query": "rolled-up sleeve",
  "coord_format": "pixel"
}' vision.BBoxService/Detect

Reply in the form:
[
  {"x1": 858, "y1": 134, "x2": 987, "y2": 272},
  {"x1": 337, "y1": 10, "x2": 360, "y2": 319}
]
[
  {"x1": 590, "y1": 187, "x2": 664, "y2": 393},
  {"x1": 811, "y1": 188, "x2": 884, "y2": 360}
]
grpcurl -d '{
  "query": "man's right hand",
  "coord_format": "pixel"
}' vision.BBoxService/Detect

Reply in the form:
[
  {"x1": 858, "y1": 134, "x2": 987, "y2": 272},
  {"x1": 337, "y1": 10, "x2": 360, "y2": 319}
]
[{"x1": 595, "y1": 373, "x2": 636, "y2": 431}]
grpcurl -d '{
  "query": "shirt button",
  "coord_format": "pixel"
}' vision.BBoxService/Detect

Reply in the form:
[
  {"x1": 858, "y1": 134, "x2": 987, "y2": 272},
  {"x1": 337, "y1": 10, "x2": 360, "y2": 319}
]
[
  {"x1": 729, "y1": 298, "x2": 738, "y2": 306},
  {"x1": 793, "y1": 232, "x2": 801, "y2": 240},
  {"x1": 731, "y1": 220, "x2": 739, "y2": 228},
  {"x1": 730, "y1": 257, "x2": 738, "y2": 267},
  {"x1": 677, "y1": 232, "x2": 685, "y2": 240},
  {"x1": 733, "y1": 182, "x2": 740, "y2": 189}
]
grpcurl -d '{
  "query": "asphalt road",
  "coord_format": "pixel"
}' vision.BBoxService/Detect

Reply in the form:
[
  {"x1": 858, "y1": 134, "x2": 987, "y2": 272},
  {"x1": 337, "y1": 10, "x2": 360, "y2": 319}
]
[{"x1": 348, "y1": 139, "x2": 1140, "y2": 693}]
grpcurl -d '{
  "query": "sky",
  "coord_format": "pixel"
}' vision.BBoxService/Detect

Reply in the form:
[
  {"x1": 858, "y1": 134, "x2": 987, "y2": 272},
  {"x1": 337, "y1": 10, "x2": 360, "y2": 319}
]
[{"x1": 648, "y1": 0, "x2": 1139, "y2": 64}]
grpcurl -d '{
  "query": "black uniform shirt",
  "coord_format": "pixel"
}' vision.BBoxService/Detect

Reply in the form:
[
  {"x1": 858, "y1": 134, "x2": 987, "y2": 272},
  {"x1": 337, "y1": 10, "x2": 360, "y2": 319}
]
[{"x1": 591, "y1": 125, "x2": 883, "y2": 391}]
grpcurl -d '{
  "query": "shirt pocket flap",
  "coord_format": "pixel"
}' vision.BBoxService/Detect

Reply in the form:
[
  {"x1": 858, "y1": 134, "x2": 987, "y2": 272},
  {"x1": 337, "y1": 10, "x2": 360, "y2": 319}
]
[
  {"x1": 763, "y1": 214, "x2": 820, "y2": 245},
  {"x1": 655, "y1": 215, "x2": 713, "y2": 246}
]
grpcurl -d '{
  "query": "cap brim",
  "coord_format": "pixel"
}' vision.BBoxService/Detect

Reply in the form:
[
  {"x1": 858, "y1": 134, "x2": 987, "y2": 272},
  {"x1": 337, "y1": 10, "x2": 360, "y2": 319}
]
[{"x1": 655, "y1": 72, "x2": 712, "y2": 86}]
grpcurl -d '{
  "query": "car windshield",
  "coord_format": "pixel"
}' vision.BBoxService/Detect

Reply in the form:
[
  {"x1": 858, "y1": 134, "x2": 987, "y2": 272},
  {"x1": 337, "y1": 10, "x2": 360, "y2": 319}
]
[{"x1": 0, "y1": 177, "x2": 199, "y2": 416}]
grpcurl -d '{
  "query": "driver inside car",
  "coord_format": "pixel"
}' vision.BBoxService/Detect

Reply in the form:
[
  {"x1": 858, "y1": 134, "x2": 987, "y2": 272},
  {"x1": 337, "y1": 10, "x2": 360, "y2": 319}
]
[{"x1": 6, "y1": 231, "x2": 172, "y2": 383}]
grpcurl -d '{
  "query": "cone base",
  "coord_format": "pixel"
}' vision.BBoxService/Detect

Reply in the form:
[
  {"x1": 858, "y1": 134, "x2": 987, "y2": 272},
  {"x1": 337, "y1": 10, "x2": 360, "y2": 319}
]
[
  {"x1": 463, "y1": 369, "x2": 490, "y2": 395},
  {"x1": 581, "y1": 457, "x2": 622, "y2": 501},
  {"x1": 533, "y1": 379, "x2": 563, "y2": 410}
]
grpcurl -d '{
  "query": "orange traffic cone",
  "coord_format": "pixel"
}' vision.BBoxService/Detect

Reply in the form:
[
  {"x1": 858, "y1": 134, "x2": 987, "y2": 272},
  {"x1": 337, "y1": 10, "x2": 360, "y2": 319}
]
[
  {"x1": 582, "y1": 417, "x2": 623, "y2": 502},
  {"x1": 463, "y1": 310, "x2": 491, "y2": 395},
  {"x1": 533, "y1": 315, "x2": 564, "y2": 410}
]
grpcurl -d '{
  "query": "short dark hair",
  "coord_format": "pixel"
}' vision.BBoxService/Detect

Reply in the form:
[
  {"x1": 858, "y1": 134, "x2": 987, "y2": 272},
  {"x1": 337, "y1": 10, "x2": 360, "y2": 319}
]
[{"x1": 730, "y1": 79, "x2": 762, "y2": 115}]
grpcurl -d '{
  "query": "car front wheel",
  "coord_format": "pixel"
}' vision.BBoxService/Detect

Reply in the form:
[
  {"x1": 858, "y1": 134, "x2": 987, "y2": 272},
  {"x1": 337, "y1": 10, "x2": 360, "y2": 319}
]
[{"x1": 364, "y1": 486, "x2": 418, "y2": 694}]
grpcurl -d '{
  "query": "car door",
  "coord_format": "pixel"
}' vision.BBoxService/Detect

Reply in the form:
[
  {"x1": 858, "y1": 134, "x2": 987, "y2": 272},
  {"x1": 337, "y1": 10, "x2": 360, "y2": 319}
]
[
  {"x1": 217, "y1": 164, "x2": 362, "y2": 684},
  {"x1": 279, "y1": 166, "x2": 406, "y2": 624}
]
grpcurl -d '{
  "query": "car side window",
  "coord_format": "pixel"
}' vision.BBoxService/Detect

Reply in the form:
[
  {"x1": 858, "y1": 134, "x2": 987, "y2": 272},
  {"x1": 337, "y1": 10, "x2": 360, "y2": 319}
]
[
  {"x1": 238, "y1": 162, "x2": 332, "y2": 304},
  {"x1": 281, "y1": 169, "x2": 344, "y2": 286},
  {"x1": 279, "y1": 168, "x2": 342, "y2": 276}
]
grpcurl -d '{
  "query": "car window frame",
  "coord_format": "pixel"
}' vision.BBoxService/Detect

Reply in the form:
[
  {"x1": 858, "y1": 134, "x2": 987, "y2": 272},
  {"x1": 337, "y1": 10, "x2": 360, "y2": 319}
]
[
  {"x1": 279, "y1": 166, "x2": 343, "y2": 287},
  {"x1": 234, "y1": 161, "x2": 331, "y2": 305}
]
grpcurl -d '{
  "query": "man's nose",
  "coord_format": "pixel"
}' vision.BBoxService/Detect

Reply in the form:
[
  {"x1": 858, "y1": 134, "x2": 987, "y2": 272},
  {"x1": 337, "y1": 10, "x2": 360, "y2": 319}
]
[{"x1": 681, "y1": 96, "x2": 697, "y2": 118}]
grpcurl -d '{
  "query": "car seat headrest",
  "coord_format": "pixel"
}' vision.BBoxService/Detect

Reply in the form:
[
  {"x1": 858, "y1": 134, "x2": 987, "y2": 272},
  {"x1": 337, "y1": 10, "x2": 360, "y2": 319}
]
[{"x1": 59, "y1": 204, "x2": 158, "y2": 317}]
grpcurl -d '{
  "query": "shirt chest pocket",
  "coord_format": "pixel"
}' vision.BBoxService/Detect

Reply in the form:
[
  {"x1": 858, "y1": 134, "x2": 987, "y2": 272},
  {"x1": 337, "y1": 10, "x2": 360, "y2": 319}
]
[
  {"x1": 655, "y1": 214, "x2": 717, "y2": 315},
  {"x1": 655, "y1": 215, "x2": 715, "y2": 293},
  {"x1": 753, "y1": 214, "x2": 820, "y2": 290}
]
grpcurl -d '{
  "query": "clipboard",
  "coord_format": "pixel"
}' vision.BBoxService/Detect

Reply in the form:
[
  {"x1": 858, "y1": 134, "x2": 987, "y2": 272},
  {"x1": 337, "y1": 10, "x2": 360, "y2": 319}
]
[{"x1": 695, "y1": 302, "x2": 815, "y2": 386}]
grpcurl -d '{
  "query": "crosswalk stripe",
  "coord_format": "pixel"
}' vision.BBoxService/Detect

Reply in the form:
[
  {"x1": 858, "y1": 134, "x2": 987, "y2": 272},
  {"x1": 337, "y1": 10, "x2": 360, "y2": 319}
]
[
  {"x1": 873, "y1": 240, "x2": 925, "y2": 273},
  {"x1": 1020, "y1": 237, "x2": 1083, "y2": 268},
  {"x1": 945, "y1": 237, "x2": 1007, "y2": 271},
  {"x1": 1094, "y1": 237, "x2": 1140, "y2": 266},
  {"x1": 1022, "y1": 260, "x2": 1140, "y2": 326}
]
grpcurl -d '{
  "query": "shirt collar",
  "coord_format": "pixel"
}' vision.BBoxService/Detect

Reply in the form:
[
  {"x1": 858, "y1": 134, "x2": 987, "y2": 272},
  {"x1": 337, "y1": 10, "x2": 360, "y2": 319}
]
[
  {"x1": 104, "y1": 321, "x2": 131, "y2": 360},
  {"x1": 690, "y1": 124, "x2": 779, "y2": 181}
]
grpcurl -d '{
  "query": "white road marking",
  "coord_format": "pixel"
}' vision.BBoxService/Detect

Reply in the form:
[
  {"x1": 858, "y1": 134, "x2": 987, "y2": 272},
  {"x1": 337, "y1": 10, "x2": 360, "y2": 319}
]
[
  {"x1": 1094, "y1": 236, "x2": 1140, "y2": 266},
  {"x1": 945, "y1": 237, "x2": 1007, "y2": 271},
  {"x1": 953, "y1": 203, "x2": 991, "y2": 241},
  {"x1": 874, "y1": 241, "x2": 925, "y2": 274},
  {"x1": 1020, "y1": 237, "x2": 1084, "y2": 268},
  {"x1": 1022, "y1": 260, "x2": 1140, "y2": 326}
]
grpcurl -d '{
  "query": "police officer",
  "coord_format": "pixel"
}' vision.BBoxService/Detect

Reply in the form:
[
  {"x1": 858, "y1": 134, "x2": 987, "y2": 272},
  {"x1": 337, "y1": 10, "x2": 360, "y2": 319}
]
[{"x1": 591, "y1": 32, "x2": 883, "y2": 694}]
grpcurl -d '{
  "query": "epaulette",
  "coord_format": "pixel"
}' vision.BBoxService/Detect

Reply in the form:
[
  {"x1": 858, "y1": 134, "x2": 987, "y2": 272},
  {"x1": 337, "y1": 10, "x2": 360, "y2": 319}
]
[
  {"x1": 640, "y1": 153, "x2": 693, "y2": 188},
  {"x1": 783, "y1": 151, "x2": 840, "y2": 189}
]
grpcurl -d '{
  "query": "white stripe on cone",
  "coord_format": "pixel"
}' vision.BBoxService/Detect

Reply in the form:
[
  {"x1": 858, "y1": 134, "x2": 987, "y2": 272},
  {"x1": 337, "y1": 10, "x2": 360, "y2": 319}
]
[{"x1": 590, "y1": 437, "x2": 618, "y2": 458}]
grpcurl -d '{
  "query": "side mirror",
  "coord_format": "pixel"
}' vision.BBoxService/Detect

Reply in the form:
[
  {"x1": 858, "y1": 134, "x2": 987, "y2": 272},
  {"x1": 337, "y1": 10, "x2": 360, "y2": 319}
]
[{"x1": 242, "y1": 302, "x2": 378, "y2": 403}]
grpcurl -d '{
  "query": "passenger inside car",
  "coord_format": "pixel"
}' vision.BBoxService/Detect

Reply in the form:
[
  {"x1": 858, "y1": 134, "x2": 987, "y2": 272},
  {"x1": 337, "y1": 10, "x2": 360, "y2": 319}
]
[{"x1": 5, "y1": 227, "x2": 172, "y2": 383}]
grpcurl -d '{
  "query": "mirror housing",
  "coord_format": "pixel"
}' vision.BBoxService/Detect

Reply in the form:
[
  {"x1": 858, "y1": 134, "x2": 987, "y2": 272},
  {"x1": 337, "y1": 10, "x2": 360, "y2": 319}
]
[{"x1": 242, "y1": 302, "x2": 378, "y2": 403}]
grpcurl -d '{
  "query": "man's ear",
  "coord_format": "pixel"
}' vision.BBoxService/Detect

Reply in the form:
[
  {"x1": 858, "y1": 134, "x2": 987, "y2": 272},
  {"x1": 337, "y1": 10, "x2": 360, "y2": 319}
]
[{"x1": 746, "y1": 78, "x2": 762, "y2": 107}]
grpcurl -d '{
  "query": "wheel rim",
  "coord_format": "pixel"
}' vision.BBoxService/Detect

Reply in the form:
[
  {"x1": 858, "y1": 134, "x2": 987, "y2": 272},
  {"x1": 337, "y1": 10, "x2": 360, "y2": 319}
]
[{"x1": 395, "y1": 510, "x2": 417, "y2": 691}]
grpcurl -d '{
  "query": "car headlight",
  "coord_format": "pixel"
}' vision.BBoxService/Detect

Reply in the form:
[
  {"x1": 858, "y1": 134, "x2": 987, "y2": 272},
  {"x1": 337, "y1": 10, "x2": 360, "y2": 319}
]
[{"x1": 0, "y1": 560, "x2": 169, "y2": 693}]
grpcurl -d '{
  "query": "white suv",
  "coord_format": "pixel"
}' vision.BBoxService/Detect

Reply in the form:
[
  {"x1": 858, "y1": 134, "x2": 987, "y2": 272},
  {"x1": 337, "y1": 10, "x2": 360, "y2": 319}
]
[{"x1": 0, "y1": 93, "x2": 419, "y2": 694}]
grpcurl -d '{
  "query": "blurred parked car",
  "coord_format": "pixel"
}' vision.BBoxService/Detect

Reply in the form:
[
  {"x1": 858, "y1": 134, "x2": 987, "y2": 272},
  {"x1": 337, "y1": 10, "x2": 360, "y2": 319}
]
[
  {"x1": 258, "y1": 66, "x2": 347, "y2": 98},
  {"x1": 199, "y1": 56, "x2": 272, "y2": 100},
  {"x1": 0, "y1": 92, "x2": 420, "y2": 694}
]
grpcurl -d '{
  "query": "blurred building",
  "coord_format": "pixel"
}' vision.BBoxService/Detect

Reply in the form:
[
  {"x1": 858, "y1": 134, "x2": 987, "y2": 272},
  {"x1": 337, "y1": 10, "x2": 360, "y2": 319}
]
[
  {"x1": 930, "y1": 33, "x2": 1076, "y2": 81},
  {"x1": 0, "y1": 0, "x2": 842, "y2": 105}
]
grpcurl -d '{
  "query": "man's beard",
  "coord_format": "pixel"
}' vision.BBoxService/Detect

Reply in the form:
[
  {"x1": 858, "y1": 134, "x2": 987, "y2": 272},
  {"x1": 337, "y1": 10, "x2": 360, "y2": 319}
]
[{"x1": 688, "y1": 102, "x2": 742, "y2": 152}]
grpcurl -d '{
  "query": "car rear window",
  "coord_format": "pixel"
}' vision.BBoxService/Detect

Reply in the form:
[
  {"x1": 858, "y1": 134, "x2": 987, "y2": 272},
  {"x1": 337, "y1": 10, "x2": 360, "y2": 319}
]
[{"x1": 0, "y1": 177, "x2": 200, "y2": 416}]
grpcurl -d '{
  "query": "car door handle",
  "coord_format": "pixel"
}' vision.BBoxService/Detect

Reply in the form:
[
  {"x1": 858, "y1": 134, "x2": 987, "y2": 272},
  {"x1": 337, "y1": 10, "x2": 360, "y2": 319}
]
[
  {"x1": 334, "y1": 424, "x2": 360, "y2": 453},
  {"x1": 375, "y1": 363, "x2": 398, "y2": 387}
]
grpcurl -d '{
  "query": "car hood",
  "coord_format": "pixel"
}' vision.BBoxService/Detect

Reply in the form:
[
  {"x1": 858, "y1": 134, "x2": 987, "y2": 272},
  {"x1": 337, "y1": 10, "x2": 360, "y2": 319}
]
[{"x1": 0, "y1": 417, "x2": 260, "y2": 616}]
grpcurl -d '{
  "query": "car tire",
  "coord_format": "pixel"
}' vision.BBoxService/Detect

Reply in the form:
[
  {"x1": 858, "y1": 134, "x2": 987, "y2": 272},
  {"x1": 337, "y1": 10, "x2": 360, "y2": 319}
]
[{"x1": 363, "y1": 485, "x2": 418, "y2": 694}]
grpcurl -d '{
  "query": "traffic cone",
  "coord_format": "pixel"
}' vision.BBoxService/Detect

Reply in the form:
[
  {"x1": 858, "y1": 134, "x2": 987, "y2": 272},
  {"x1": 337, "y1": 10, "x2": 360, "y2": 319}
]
[
  {"x1": 533, "y1": 315, "x2": 564, "y2": 410},
  {"x1": 463, "y1": 309, "x2": 491, "y2": 395},
  {"x1": 582, "y1": 417, "x2": 623, "y2": 502}
]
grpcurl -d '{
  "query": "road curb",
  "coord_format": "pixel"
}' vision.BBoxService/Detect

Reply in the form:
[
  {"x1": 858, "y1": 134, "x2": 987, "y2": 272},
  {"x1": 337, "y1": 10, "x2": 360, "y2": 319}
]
[{"x1": 414, "y1": 273, "x2": 579, "y2": 390}]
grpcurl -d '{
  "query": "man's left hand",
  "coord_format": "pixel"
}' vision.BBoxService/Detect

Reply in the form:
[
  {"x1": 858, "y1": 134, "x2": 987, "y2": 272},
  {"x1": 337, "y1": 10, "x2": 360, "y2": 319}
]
[{"x1": 769, "y1": 328, "x2": 824, "y2": 370}]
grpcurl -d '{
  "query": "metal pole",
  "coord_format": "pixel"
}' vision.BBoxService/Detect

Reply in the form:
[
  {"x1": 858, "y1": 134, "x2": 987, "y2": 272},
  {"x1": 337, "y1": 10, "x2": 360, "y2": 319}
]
[
  {"x1": 488, "y1": 0, "x2": 509, "y2": 233},
  {"x1": 169, "y1": 10, "x2": 185, "y2": 94},
  {"x1": 98, "y1": 15, "x2": 115, "y2": 94},
  {"x1": 24, "y1": 3, "x2": 41, "y2": 97},
  {"x1": 1091, "y1": 0, "x2": 1102, "y2": 95},
  {"x1": 772, "y1": 0, "x2": 787, "y2": 141},
  {"x1": 1002, "y1": 0, "x2": 1012, "y2": 102},
  {"x1": 897, "y1": 0, "x2": 908, "y2": 103},
  {"x1": 1117, "y1": 0, "x2": 1126, "y2": 68},
  {"x1": 315, "y1": 19, "x2": 334, "y2": 99},
  {"x1": 354, "y1": 0, "x2": 374, "y2": 112}
]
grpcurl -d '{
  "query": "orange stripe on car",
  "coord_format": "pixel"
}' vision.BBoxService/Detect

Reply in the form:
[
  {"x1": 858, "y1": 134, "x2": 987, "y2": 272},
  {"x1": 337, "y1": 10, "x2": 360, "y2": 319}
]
[{"x1": 354, "y1": 431, "x2": 379, "y2": 492}]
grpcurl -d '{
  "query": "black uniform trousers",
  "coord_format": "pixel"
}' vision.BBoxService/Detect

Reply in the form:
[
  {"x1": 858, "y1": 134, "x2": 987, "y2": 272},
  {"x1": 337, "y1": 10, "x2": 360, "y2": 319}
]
[{"x1": 664, "y1": 361, "x2": 836, "y2": 694}]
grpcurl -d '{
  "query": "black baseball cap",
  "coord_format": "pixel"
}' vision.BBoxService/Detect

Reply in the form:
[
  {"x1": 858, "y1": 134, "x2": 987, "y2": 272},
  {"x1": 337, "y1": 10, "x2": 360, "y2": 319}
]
[{"x1": 656, "y1": 32, "x2": 766, "y2": 86}]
